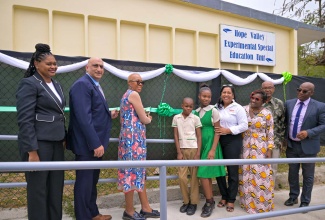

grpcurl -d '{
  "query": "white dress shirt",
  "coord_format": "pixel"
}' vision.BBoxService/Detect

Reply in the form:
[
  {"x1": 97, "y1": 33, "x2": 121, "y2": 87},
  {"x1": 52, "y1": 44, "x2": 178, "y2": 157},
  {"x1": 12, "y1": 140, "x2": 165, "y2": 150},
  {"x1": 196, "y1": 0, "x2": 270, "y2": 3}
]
[{"x1": 289, "y1": 98, "x2": 310, "y2": 141}]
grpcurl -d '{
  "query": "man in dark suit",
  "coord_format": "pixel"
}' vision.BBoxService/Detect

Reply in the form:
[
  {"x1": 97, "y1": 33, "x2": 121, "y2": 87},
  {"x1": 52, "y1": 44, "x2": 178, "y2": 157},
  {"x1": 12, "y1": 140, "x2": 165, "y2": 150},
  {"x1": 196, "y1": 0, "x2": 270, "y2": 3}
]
[
  {"x1": 67, "y1": 57, "x2": 118, "y2": 220},
  {"x1": 284, "y1": 82, "x2": 325, "y2": 208}
]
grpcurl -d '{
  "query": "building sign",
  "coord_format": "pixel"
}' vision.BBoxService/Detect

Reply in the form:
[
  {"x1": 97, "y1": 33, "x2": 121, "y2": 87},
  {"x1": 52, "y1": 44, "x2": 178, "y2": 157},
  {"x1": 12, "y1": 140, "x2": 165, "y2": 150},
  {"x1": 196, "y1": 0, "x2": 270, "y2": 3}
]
[{"x1": 220, "y1": 24, "x2": 276, "y2": 66}]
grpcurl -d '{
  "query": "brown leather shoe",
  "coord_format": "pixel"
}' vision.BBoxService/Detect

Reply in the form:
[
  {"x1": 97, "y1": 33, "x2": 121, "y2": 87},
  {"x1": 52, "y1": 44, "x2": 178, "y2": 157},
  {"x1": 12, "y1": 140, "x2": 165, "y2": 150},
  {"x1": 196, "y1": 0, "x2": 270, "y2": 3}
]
[{"x1": 92, "y1": 214, "x2": 112, "y2": 220}]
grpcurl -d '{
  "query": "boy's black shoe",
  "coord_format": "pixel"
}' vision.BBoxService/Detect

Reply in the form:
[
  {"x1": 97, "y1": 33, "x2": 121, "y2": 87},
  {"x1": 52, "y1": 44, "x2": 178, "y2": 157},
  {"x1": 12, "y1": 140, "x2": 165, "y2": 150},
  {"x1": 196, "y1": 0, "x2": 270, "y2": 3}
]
[
  {"x1": 179, "y1": 203, "x2": 189, "y2": 213},
  {"x1": 200, "y1": 201, "x2": 215, "y2": 218},
  {"x1": 186, "y1": 204, "x2": 197, "y2": 215}
]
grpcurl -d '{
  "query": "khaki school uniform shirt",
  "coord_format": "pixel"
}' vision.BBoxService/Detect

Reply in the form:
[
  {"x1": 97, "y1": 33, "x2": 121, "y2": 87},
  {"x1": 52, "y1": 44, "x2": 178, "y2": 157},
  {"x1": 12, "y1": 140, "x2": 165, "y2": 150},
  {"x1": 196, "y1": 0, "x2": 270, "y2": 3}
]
[{"x1": 172, "y1": 113, "x2": 202, "y2": 148}]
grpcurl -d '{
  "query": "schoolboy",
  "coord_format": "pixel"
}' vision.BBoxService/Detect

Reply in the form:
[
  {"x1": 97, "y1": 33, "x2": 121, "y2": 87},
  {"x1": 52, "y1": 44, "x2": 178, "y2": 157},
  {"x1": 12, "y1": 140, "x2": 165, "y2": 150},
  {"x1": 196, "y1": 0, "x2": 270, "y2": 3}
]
[{"x1": 172, "y1": 97, "x2": 202, "y2": 215}]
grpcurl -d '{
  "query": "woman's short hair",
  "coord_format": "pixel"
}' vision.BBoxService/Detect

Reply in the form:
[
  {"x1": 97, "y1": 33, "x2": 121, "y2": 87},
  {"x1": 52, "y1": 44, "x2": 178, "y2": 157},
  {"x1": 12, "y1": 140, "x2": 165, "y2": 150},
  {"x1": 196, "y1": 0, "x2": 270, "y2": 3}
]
[{"x1": 251, "y1": 89, "x2": 267, "y2": 103}]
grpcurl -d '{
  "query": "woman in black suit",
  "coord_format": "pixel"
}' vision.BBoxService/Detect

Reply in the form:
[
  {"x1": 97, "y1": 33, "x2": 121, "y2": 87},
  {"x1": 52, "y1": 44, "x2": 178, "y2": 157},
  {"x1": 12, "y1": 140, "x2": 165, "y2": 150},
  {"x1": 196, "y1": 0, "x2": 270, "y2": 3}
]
[{"x1": 16, "y1": 43, "x2": 66, "y2": 220}]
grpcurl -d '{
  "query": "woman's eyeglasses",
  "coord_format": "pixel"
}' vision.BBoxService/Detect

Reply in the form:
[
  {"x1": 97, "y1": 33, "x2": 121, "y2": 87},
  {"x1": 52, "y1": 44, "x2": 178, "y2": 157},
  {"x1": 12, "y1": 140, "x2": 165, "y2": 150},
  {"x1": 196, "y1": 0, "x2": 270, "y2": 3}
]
[
  {"x1": 250, "y1": 96, "x2": 261, "y2": 102},
  {"x1": 296, "y1": 88, "x2": 309, "y2": 94},
  {"x1": 222, "y1": 84, "x2": 233, "y2": 87},
  {"x1": 129, "y1": 80, "x2": 145, "y2": 85}
]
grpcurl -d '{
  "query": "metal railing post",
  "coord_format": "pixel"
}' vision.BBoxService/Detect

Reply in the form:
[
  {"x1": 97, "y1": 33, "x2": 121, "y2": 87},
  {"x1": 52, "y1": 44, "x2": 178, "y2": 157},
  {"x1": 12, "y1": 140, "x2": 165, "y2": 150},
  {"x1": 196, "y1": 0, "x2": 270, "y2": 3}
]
[{"x1": 159, "y1": 166, "x2": 167, "y2": 220}]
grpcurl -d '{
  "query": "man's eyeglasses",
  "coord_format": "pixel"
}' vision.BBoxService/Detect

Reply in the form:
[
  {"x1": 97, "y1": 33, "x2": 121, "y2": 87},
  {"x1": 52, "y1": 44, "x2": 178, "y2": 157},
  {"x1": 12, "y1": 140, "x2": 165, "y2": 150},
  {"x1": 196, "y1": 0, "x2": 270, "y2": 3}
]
[
  {"x1": 296, "y1": 88, "x2": 309, "y2": 94},
  {"x1": 250, "y1": 96, "x2": 261, "y2": 102},
  {"x1": 129, "y1": 80, "x2": 145, "y2": 85}
]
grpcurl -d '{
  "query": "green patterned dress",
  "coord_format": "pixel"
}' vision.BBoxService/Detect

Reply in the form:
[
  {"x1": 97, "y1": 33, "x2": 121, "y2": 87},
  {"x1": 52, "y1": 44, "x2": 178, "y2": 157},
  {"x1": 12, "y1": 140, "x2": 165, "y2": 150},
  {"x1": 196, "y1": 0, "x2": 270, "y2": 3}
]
[{"x1": 195, "y1": 109, "x2": 226, "y2": 178}]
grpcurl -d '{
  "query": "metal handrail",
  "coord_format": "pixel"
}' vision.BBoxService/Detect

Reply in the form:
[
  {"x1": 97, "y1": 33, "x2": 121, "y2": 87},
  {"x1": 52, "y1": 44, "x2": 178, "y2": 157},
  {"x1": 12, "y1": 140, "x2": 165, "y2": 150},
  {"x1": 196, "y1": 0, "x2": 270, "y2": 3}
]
[
  {"x1": 1, "y1": 158, "x2": 325, "y2": 220},
  {"x1": 218, "y1": 204, "x2": 325, "y2": 220},
  {"x1": 0, "y1": 135, "x2": 175, "y2": 143},
  {"x1": 1, "y1": 135, "x2": 325, "y2": 219}
]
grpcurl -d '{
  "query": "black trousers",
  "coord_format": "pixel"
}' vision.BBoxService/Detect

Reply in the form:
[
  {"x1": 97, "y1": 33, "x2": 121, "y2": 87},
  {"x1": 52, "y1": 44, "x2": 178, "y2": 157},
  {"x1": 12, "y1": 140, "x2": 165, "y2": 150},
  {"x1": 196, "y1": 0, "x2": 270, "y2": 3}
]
[
  {"x1": 216, "y1": 134, "x2": 242, "y2": 203},
  {"x1": 286, "y1": 140, "x2": 316, "y2": 204},
  {"x1": 25, "y1": 140, "x2": 64, "y2": 220}
]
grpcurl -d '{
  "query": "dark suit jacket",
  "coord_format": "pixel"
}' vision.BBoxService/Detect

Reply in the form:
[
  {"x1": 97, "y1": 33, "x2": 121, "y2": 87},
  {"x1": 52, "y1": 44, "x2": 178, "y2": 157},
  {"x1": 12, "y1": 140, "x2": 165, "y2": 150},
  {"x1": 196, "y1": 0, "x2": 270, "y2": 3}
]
[
  {"x1": 16, "y1": 72, "x2": 66, "y2": 159},
  {"x1": 285, "y1": 98, "x2": 325, "y2": 154},
  {"x1": 67, "y1": 74, "x2": 112, "y2": 156}
]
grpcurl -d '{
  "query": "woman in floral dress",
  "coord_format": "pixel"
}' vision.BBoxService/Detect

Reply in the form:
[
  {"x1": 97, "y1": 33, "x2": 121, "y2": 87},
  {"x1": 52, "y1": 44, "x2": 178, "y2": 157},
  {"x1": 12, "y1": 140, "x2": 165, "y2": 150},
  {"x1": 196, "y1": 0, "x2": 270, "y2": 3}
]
[
  {"x1": 118, "y1": 73, "x2": 160, "y2": 220},
  {"x1": 239, "y1": 89, "x2": 275, "y2": 214}
]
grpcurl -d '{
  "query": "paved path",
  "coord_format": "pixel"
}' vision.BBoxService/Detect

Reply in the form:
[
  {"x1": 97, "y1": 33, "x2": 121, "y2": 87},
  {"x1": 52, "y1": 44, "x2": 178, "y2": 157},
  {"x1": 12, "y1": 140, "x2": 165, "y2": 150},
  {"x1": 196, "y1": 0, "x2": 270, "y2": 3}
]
[
  {"x1": 1, "y1": 185, "x2": 325, "y2": 220},
  {"x1": 99, "y1": 185, "x2": 325, "y2": 220}
]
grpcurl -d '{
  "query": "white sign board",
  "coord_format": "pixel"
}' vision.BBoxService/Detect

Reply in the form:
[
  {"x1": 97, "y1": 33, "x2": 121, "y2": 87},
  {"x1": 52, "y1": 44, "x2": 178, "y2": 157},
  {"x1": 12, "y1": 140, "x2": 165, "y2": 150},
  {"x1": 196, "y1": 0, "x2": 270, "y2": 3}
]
[{"x1": 220, "y1": 24, "x2": 276, "y2": 66}]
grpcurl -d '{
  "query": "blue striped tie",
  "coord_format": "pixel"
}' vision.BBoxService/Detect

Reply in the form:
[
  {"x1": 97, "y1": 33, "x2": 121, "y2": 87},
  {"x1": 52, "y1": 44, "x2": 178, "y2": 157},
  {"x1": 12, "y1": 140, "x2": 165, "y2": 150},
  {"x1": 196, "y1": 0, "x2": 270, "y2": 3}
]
[{"x1": 292, "y1": 102, "x2": 303, "y2": 138}]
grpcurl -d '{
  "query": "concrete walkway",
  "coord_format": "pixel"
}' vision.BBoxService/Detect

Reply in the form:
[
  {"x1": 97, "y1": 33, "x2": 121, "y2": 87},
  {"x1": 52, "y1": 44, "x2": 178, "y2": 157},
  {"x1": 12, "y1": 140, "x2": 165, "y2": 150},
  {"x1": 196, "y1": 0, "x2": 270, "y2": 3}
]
[
  {"x1": 1, "y1": 184, "x2": 325, "y2": 220},
  {"x1": 97, "y1": 184, "x2": 325, "y2": 220}
]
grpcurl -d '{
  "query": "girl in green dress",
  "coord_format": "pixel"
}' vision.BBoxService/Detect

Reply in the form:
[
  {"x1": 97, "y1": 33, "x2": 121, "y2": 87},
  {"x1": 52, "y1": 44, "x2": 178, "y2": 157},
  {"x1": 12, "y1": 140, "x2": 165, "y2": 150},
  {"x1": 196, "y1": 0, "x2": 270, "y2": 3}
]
[{"x1": 194, "y1": 84, "x2": 226, "y2": 218}]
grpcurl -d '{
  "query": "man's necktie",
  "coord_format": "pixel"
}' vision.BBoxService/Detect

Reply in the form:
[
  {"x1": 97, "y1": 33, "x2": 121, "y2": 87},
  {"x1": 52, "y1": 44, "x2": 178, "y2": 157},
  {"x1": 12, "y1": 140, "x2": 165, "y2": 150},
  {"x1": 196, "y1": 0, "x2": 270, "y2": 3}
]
[
  {"x1": 98, "y1": 84, "x2": 106, "y2": 99},
  {"x1": 292, "y1": 102, "x2": 303, "y2": 138}
]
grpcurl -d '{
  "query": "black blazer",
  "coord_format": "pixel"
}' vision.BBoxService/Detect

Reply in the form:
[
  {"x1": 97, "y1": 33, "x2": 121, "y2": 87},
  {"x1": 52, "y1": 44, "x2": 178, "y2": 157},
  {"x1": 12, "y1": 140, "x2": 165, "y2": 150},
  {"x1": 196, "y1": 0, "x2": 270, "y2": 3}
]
[{"x1": 16, "y1": 72, "x2": 66, "y2": 159}]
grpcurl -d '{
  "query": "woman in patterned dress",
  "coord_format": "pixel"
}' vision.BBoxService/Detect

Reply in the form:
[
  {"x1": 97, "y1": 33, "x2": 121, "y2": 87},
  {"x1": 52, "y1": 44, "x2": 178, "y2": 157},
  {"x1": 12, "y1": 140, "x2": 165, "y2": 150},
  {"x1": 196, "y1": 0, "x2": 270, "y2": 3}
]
[
  {"x1": 239, "y1": 89, "x2": 275, "y2": 214},
  {"x1": 118, "y1": 73, "x2": 160, "y2": 220}
]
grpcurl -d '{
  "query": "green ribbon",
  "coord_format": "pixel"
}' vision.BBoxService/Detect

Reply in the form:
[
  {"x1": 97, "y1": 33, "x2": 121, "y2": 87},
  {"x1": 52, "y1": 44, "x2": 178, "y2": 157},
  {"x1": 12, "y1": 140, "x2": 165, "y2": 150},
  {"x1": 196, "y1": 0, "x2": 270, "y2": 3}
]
[
  {"x1": 159, "y1": 64, "x2": 173, "y2": 104},
  {"x1": 165, "y1": 64, "x2": 173, "y2": 75},
  {"x1": 156, "y1": 65, "x2": 173, "y2": 156},
  {"x1": 156, "y1": 103, "x2": 171, "y2": 156},
  {"x1": 157, "y1": 103, "x2": 175, "y2": 117},
  {"x1": 282, "y1": 71, "x2": 292, "y2": 85},
  {"x1": 282, "y1": 71, "x2": 292, "y2": 101},
  {"x1": 0, "y1": 106, "x2": 185, "y2": 114}
]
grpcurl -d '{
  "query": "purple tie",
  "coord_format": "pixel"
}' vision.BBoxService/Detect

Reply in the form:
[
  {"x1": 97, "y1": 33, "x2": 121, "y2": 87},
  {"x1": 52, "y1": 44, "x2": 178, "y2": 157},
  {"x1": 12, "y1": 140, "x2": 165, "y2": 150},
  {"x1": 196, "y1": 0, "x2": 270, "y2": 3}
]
[{"x1": 292, "y1": 102, "x2": 303, "y2": 138}]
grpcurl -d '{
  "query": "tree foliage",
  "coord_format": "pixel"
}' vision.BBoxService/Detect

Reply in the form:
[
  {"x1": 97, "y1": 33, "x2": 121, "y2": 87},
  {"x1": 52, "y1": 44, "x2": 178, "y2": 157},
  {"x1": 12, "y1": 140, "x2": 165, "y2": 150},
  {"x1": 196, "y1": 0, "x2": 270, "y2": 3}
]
[
  {"x1": 279, "y1": 0, "x2": 324, "y2": 24},
  {"x1": 277, "y1": 0, "x2": 325, "y2": 77}
]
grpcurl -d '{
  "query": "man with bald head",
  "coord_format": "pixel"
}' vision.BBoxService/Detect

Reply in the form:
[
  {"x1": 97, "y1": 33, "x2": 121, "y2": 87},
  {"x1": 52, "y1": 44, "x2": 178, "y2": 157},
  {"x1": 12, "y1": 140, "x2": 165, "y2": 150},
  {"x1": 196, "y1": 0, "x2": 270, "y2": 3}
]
[
  {"x1": 68, "y1": 57, "x2": 118, "y2": 220},
  {"x1": 284, "y1": 82, "x2": 325, "y2": 208},
  {"x1": 261, "y1": 81, "x2": 285, "y2": 185}
]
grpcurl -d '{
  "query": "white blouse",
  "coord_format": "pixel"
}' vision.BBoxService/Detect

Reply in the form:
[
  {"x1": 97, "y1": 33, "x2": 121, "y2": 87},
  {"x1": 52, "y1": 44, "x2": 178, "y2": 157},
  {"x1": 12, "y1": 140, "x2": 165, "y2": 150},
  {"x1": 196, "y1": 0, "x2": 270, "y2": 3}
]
[
  {"x1": 47, "y1": 82, "x2": 62, "y2": 103},
  {"x1": 217, "y1": 101, "x2": 248, "y2": 135}
]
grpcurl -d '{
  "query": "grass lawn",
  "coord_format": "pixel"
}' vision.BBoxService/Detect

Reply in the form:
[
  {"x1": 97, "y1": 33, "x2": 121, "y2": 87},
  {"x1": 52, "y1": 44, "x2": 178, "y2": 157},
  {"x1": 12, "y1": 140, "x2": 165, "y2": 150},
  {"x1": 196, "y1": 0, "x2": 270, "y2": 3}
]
[{"x1": 277, "y1": 146, "x2": 325, "y2": 173}]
